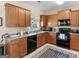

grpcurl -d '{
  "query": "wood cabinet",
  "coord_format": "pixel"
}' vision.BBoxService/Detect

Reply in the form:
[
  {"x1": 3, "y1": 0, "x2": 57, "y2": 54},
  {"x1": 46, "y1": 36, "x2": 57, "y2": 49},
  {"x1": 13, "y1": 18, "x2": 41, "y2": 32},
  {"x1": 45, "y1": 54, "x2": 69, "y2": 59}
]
[
  {"x1": 6, "y1": 37, "x2": 27, "y2": 58},
  {"x1": 6, "y1": 39, "x2": 20, "y2": 58},
  {"x1": 58, "y1": 9, "x2": 71, "y2": 19},
  {"x1": 37, "y1": 32, "x2": 56, "y2": 48},
  {"x1": 19, "y1": 37, "x2": 27, "y2": 57},
  {"x1": 46, "y1": 33, "x2": 56, "y2": 45},
  {"x1": 70, "y1": 35, "x2": 79, "y2": 51},
  {"x1": 70, "y1": 10, "x2": 79, "y2": 26},
  {"x1": 5, "y1": 3, "x2": 31, "y2": 27},
  {"x1": 40, "y1": 15, "x2": 48, "y2": 27},
  {"x1": 37, "y1": 33, "x2": 46, "y2": 48},
  {"x1": 18, "y1": 8, "x2": 26, "y2": 27},
  {"x1": 5, "y1": 3, "x2": 18, "y2": 27},
  {"x1": 25, "y1": 10, "x2": 31, "y2": 26},
  {"x1": 48, "y1": 14, "x2": 58, "y2": 26}
]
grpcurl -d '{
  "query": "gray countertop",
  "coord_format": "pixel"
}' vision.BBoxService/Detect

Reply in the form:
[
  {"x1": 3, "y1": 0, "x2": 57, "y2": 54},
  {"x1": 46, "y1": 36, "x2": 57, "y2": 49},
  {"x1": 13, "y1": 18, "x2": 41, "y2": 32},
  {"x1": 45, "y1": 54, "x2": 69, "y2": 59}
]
[
  {"x1": 70, "y1": 33, "x2": 79, "y2": 36},
  {"x1": 5, "y1": 31, "x2": 56, "y2": 42},
  {"x1": 0, "y1": 44, "x2": 4, "y2": 47}
]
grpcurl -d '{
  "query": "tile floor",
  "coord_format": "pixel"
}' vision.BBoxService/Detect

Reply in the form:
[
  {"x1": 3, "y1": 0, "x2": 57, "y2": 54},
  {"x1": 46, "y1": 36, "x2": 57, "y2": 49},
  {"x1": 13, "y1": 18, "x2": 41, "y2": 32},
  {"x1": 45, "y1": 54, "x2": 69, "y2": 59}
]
[
  {"x1": 38, "y1": 48, "x2": 77, "y2": 58},
  {"x1": 24, "y1": 44, "x2": 79, "y2": 58}
]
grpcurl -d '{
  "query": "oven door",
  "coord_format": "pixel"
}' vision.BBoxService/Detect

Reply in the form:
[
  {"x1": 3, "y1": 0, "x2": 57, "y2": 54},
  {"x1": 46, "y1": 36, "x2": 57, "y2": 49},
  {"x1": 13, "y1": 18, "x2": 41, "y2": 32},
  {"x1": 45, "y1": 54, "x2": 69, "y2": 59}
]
[
  {"x1": 57, "y1": 33, "x2": 70, "y2": 49},
  {"x1": 57, "y1": 33, "x2": 70, "y2": 42}
]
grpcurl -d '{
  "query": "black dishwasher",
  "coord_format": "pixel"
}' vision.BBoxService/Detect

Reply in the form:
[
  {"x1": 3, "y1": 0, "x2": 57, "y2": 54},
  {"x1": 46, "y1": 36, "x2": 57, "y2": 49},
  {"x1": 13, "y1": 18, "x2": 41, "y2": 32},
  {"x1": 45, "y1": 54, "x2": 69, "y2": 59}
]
[
  {"x1": 0, "y1": 45, "x2": 4, "y2": 56},
  {"x1": 27, "y1": 35, "x2": 37, "y2": 54}
]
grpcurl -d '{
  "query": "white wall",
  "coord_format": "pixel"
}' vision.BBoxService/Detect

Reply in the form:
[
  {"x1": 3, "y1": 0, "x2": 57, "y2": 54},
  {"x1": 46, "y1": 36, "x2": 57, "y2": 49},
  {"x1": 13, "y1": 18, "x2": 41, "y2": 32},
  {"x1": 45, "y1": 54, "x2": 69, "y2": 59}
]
[{"x1": 0, "y1": 1, "x2": 44, "y2": 39}]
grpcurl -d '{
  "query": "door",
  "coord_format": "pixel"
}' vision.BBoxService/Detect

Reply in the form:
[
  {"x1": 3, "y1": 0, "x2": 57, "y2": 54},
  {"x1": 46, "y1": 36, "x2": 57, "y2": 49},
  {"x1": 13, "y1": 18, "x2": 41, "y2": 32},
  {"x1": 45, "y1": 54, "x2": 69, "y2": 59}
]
[
  {"x1": 5, "y1": 3, "x2": 18, "y2": 27},
  {"x1": 18, "y1": 8, "x2": 26, "y2": 27}
]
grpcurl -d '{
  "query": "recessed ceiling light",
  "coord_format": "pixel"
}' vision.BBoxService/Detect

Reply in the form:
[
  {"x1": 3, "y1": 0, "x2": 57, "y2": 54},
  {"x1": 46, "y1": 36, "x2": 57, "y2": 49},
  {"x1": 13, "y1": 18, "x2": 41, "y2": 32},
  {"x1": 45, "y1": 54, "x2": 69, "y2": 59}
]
[{"x1": 56, "y1": 1, "x2": 64, "y2": 5}]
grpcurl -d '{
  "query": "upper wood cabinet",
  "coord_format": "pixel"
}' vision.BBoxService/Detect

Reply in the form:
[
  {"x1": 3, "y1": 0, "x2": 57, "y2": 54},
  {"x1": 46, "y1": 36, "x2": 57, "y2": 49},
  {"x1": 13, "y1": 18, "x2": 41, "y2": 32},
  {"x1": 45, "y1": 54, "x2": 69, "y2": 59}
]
[
  {"x1": 70, "y1": 35, "x2": 79, "y2": 51},
  {"x1": 40, "y1": 15, "x2": 48, "y2": 27},
  {"x1": 18, "y1": 8, "x2": 26, "y2": 27},
  {"x1": 70, "y1": 10, "x2": 79, "y2": 26},
  {"x1": 25, "y1": 10, "x2": 31, "y2": 26},
  {"x1": 5, "y1": 3, "x2": 31, "y2": 27},
  {"x1": 5, "y1": 3, "x2": 18, "y2": 27},
  {"x1": 48, "y1": 14, "x2": 58, "y2": 27},
  {"x1": 58, "y1": 9, "x2": 71, "y2": 19}
]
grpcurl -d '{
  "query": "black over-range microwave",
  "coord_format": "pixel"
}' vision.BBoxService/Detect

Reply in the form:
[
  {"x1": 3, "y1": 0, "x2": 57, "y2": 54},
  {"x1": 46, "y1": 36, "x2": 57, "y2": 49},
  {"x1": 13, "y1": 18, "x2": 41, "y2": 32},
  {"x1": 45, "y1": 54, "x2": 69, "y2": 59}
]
[{"x1": 57, "y1": 19, "x2": 70, "y2": 26}]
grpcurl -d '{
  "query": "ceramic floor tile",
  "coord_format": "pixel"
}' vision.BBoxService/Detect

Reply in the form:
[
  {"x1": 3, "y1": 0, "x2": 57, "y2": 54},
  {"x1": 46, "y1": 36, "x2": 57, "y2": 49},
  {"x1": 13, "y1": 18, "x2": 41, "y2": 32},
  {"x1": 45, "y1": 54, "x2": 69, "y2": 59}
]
[
  {"x1": 24, "y1": 44, "x2": 79, "y2": 58},
  {"x1": 38, "y1": 48, "x2": 77, "y2": 58}
]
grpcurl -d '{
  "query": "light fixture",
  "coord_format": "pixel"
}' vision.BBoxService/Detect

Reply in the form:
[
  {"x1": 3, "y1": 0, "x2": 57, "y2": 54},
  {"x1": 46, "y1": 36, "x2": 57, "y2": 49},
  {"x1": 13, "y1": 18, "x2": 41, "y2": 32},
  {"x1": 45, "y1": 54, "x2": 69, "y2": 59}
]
[{"x1": 56, "y1": 1, "x2": 64, "y2": 5}]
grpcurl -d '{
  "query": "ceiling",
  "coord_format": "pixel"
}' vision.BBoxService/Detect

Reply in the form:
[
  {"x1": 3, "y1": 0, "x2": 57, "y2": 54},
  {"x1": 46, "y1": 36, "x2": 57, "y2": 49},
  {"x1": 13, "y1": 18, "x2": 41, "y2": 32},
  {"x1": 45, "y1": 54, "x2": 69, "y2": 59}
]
[{"x1": 19, "y1": 1, "x2": 79, "y2": 12}]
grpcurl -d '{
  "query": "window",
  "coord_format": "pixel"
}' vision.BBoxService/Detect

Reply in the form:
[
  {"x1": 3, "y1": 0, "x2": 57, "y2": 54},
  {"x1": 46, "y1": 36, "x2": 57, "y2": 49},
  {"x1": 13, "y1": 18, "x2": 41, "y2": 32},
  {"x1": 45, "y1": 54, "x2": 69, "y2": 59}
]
[{"x1": 31, "y1": 16, "x2": 40, "y2": 30}]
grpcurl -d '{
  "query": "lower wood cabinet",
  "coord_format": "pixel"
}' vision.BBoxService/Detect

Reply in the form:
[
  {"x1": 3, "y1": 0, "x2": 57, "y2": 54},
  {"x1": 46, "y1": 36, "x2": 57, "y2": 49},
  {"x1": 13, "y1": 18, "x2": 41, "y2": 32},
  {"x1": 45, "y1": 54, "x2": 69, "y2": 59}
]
[
  {"x1": 37, "y1": 33, "x2": 47, "y2": 48},
  {"x1": 70, "y1": 35, "x2": 79, "y2": 51},
  {"x1": 46, "y1": 33, "x2": 56, "y2": 45},
  {"x1": 19, "y1": 37, "x2": 27, "y2": 57},
  {"x1": 6, "y1": 39, "x2": 20, "y2": 58},
  {"x1": 37, "y1": 32, "x2": 56, "y2": 48},
  {"x1": 6, "y1": 37, "x2": 27, "y2": 58}
]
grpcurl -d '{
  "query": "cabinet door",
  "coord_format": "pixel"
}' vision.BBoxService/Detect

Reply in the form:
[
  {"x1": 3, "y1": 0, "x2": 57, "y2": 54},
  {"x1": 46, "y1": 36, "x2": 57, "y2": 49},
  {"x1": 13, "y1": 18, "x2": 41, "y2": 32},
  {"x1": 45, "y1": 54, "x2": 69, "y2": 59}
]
[
  {"x1": 25, "y1": 10, "x2": 31, "y2": 26},
  {"x1": 63, "y1": 10, "x2": 70, "y2": 19},
  {"x1": 70, "y1": 35, "x2": 79, "y2": 51},
  {"x1": 18, "y1": 8, "x2": 26, "y2": 27},
  {"x1": 70, "y1": 11, "x2": 79, "y2": 26},
  {"x1": 46, "y1": 33, "x2": 56, "y2": 45},
  {"x1": 5, "y1": 4, "x2": 18, "y2": 27},
  {"x1": 53, "y1": 14, "x2": 58, "y2": 26},
  {"x1": 37, "y1": 33, "x2": 46, "y2": 48},
  {"x1": 58, "y1": 11, "x2": 63, "y2": 19},
  {"x1": 48, "y1": 14, "x2": 58, "y2": 27},
  {"x1": 19, "y1": 37, "x2": 27, "y2": 57},
  {"x1": 58, "y1": 10, "x2": 70, "y2": 19},
  {"x1": 48, "y1": 15, "x2": 53, "y2": 26},
  {"x1": 40, "y1": 15, "x2": 48, "y2": 27},
  {"x1": 7, "y1": 40, "x2": 20, "y2": 58}
]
